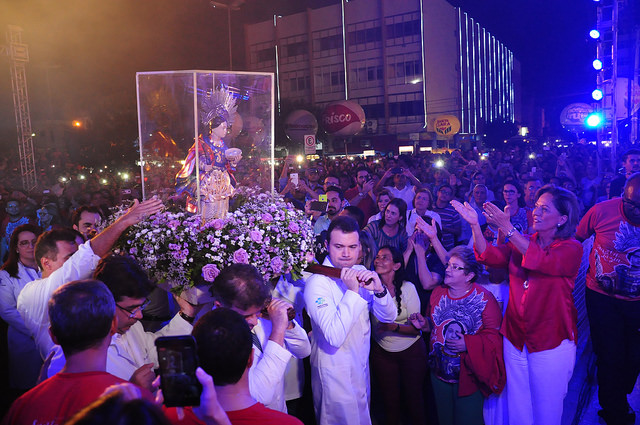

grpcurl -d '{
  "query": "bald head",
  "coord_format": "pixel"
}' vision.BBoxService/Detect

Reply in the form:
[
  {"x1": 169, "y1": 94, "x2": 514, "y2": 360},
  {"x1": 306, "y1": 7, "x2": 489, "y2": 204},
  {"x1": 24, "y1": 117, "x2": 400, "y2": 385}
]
[{"x1": 622, "y1": 173, "x2": 640, "y2": 225}]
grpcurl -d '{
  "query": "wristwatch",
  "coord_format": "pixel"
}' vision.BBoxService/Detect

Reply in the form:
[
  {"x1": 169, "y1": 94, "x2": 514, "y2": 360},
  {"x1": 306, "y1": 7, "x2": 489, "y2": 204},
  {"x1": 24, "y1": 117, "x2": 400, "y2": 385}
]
[
  {"x1": 506, "y1": 227, "x2": 517, "y2": 238},
  {"x1": 374, "y1": 286, "x2": 388, "y2": 298},
  {"x1": 179, "y1": 311, "x2": 195, "y2": 324}
]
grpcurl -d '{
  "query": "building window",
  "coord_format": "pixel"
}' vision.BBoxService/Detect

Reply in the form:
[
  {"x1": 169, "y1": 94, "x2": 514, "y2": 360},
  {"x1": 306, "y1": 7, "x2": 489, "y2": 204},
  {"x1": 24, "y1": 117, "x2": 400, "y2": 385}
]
[
  {"x1": 313, "y1": 28, "x2": 343, "y2": 58},
  {"x1": 385, "y1": 12, "x2": 421, "y2": 46},
  {"x1": 387, "y1": 51, "x2": 422, "y2": 85},
  {"x1": 314, "y1": 64, "x2": 345, "y2": 95}
]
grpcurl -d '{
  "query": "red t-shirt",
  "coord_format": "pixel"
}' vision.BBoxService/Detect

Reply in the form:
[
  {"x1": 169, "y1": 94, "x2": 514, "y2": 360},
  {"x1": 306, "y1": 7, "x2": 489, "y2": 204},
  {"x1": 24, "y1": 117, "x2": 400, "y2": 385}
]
[
  {"x1": 428, "y1": 284, "x2": 502, "y2": 384},
  {"x1": 2, "y1": 371, "x2": 142, "y2": 425},
  {"x1": 344, "y1": 187, "x2": 376, "y2": 223},
  {"x1": 165, "y1": 402, "x2": 303, "y2": 425},
  {"x1": 576, "y1": 198, "x2": 640, "y2": 300},
  {"x1": 476, "y1": 234, "x2": 583, "y2": 352}
]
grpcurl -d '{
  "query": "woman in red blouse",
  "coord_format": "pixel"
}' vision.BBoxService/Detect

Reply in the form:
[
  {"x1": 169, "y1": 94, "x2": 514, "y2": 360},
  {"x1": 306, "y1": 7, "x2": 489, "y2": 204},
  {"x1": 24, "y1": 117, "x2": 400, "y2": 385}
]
[{"x1": 452, "y1": 185, "x2": 582, "y2": 425}]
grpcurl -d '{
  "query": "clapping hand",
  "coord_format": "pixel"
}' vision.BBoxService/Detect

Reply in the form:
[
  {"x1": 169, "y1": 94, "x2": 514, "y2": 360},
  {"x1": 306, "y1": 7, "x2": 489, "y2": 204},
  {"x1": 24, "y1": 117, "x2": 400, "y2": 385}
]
[
  {"x1": 482, "y1": 202, "x2": 511, "y2": 230},
  {"x1": 416, "y1": 216, "x2": 437, "y2": 240},
  {"x1": 450, "y1": 200, "x2": 478, "y2": 225}
]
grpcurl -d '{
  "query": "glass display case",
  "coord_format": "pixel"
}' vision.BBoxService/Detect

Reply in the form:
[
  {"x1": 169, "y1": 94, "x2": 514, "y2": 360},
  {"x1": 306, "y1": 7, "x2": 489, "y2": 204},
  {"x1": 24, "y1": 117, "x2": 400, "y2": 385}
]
[{"x1": 136, "y1": 70, "x2": 274, "y2": 217}]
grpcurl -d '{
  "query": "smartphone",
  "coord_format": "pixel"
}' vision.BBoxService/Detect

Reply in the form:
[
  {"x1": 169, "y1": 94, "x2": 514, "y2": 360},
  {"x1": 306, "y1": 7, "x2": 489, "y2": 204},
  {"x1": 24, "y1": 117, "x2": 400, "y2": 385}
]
[
  {"x1": 531, "y1": 166, "x2": 537, "y2": 173},
  {"x1": 310, "y1": 201, "x2": 328, "y2": 211},
  {"x1": 391, "y1": 167, "x2": 403, "y2": 174},
  {"x1": 156, "y1": 335, "x2": 201, "y2": 407},
  {"x1": 290, "y1": 173, "x2": 299, "y2": 187}
]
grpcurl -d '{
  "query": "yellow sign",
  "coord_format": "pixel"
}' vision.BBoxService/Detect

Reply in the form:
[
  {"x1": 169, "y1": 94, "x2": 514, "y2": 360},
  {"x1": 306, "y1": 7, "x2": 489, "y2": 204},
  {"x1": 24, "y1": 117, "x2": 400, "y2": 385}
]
[{"x1": 434, "y1": 115, "x2": 461, "y2": 137}]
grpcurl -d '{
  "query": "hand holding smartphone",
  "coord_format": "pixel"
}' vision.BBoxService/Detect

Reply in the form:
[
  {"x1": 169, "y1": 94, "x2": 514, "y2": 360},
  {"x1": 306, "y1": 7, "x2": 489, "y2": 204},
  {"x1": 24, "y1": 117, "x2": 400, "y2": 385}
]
[{"x1": 156, "y1": 335, "x2": 202, "y2": 407}]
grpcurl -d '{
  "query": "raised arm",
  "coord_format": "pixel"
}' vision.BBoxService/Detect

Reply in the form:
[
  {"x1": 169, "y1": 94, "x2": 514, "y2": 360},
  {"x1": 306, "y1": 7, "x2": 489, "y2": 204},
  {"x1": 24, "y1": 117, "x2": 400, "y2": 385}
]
[
  {"x1": 451, "y1": 200, "x2": 487, "y2": 255},
  {"x1": 90, "y1": 197, "x2": 164, "y2": 258}
]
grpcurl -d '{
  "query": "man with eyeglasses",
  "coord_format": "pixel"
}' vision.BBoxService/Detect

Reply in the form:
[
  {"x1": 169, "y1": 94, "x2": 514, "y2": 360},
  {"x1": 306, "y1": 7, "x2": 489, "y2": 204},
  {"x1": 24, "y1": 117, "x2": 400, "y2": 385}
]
[
  {"x1": 576, "y1": 173, "x2": 640, "y2": 424},
  {"x1": 44, "y1": 254, "x2": 199, "y2": 392},
  {"x1": 17, "y1": 197, "x2": 163, "y2": 362}
]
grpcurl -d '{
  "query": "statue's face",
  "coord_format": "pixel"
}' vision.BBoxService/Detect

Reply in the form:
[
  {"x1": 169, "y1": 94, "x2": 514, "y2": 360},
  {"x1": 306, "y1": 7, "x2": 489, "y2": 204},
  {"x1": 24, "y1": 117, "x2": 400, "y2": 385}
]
[{"x1": 211, "y1": 121, "x2": 228, "y2": 139}]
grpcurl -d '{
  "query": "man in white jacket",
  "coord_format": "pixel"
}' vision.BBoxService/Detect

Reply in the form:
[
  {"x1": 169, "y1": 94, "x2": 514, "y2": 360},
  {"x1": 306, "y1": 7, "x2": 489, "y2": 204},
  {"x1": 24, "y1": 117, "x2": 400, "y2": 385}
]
[
  {"x1": 210, "y1": 263, "x2": 311, "y2": 413},
  {"x1": 17, "y1": 197, "x2": 163, "y2": 360},
  {"x1": 45, "y1": 254, "x2": 199, "y2": 391},
  {"x1": 304, "y1": 216, "x2": 397, "y2": 425}
]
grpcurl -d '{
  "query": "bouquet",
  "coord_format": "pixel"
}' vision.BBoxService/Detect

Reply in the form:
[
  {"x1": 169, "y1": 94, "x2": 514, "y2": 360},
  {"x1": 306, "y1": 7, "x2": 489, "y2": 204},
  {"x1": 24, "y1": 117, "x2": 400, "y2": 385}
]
[{"x1": 110, "y1": 190, "x2": 315, "y2": 294}]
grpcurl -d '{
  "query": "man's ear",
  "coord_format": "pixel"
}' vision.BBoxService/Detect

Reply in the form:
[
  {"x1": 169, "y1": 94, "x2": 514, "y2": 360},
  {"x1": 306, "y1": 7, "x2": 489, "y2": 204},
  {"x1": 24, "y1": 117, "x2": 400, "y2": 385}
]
[
  {"x1": 49, "y1": 327, "x2": 58, "y2": 346},
  {"x1": 110, "y1": 316, "x2": 118, "y2": 336},
  {"x1": 247, "y1": 348, "x2": 254, "y2": 370}
]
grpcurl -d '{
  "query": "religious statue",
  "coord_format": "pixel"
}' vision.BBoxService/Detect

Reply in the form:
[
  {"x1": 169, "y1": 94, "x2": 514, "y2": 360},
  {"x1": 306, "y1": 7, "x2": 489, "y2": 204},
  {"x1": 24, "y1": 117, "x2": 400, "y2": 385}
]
[{"x1": 175, "y1": 88, "x2": 242, "y2": 220}]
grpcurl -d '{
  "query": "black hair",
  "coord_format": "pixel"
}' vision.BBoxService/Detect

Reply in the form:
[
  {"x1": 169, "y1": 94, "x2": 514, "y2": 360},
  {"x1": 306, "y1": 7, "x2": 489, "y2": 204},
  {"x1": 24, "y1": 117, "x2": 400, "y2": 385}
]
[
  {"x1": 342, "y1": 206, "x2": 365, "y2": 229},
  {"x1": 192, "y1": 308, "x2": 252, "y2": 386},
  {"x1": 35, "y1": 228, "x2": 79, "y2": 270},
  {"x1": 380, "y1": 198, "x2": 407, "y2": 228},
  {"x1": 72, "y1": 206, "x2": 103, "y2": 228},
  {"x1": 1, "y1": 223, "x2": 42, "y2": 278},
  {"x1": 209, "y1": 264, "x2": 271, "y2": 310},
  {"x1": 377, "y1": 245, "x2": 405, "y2": 315},
  {"x1": 93, "y1": 255, "x2": 155, "y2": 302},
  {"x1": 325, "y1": 185, "x2": 345, "y2": 201},
  {"x1": 326, "y1": 216, "x2": 360, "y2": 244},
  {"x1": 49, "y1": 280, "x2": 115, "y2": 357}
]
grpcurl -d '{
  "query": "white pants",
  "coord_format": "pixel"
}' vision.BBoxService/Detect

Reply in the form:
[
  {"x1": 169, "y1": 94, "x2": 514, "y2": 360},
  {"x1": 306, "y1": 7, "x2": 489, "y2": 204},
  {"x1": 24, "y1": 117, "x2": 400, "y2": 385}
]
[{"x1": 503, "y1": 338, "x2": 576, "y2": 425}]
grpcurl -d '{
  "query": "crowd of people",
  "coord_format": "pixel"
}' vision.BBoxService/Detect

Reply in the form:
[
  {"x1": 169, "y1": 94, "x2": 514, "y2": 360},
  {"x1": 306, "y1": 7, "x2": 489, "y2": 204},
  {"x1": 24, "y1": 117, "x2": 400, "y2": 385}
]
[{"x1": 0, "y1": 140, "x2": 639, "y2": 425}]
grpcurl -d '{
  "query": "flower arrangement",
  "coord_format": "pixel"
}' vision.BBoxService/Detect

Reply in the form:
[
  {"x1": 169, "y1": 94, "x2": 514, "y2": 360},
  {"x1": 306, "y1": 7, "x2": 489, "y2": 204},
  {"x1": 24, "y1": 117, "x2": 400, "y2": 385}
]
[{"x1": 110, "y1": 190, "x2": 315, "y2": 294}]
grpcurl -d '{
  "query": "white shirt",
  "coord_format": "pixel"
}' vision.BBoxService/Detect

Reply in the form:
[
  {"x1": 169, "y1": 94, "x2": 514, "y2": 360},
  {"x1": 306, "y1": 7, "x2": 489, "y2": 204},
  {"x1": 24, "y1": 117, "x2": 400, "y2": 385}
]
[
  {"x1": 406, "y1": 209, "x2": 442, "y2": 237},
  {"x1": 46, "y1": 313, "x2": 194, "y2": 380},
  {"x1": 371, "y1": 281, "x2": 422, "y2": 352},
  {"x1": 304, "y1": 257, "x2": 397, "y2": 425},
  {"x1": 0, "y1": 262, "x2": 42, "y2": 388},
  {"x1": 250, "y1": 317, "x2": 311, "y2": 412},
  {"x1": 17, "y1": 240, "x2": 100, "y2": 359},
  {"x1": 384, "y1": 185, "x2": 416, "y2": 209}
]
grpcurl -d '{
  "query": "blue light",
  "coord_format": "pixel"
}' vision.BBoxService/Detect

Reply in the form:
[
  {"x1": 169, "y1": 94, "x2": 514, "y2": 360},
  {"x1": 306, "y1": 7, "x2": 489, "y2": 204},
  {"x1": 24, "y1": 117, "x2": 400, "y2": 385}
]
[
  {"x1": 586, "y1": 113, "x2": 602, "y2": 127},
  {"x1": 593, "y1": 59, "x2": 603, "y2": 70},
  {"x1": 592, "y1": 89, "x2": 604, "y2": 101},
  {"x1": 589, "y1": 29, "x2": 600, "y2": 39}
]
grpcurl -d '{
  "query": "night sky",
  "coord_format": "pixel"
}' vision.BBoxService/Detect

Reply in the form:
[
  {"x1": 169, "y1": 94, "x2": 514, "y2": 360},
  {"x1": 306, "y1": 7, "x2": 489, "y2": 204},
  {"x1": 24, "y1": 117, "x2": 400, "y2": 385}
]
[{"x1": 0, "y1": 0, "x2": 596, "y2": 148}]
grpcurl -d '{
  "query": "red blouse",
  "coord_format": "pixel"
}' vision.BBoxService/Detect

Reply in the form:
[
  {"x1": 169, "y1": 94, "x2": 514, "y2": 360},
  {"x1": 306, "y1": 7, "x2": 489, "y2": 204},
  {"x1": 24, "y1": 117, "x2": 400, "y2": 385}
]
[{"x1": 476, "y1": 234, "x2": 583, "y2": 352}]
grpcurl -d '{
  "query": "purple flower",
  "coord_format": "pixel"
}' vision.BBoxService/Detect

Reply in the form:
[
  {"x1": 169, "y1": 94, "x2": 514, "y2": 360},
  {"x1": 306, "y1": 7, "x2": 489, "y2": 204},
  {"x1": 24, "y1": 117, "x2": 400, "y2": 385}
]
[
  {"x1": 261, "y1": 213, "x2": 274, "y2": 223},
  {"x1": 167, "y1": 220, "x2": 180, "y2": 229},
  {"x1": 270, "y1": 256, "x2": 284, "y2": 274},
  {"x1": 168, "y1": 243, "x2": 180, "y2": 251},
  {"x1": 129, "y1": 247, "x2": 138, "y2": 255},
  {"x1": 233, "y1": 248, "x2": 249, "y2": 264},
  {"x1": 288, "y1": 222, "x2": 300, "y2": 233},
  {"x1": 201, "y1": 264, "x2": 221, "y2": 282},
  {"x1": 249, "y1": 230, "x2": 262, "y2": 242},
  {"x1": 212, "y1": 219, "x2": 225, "y2": 230}
]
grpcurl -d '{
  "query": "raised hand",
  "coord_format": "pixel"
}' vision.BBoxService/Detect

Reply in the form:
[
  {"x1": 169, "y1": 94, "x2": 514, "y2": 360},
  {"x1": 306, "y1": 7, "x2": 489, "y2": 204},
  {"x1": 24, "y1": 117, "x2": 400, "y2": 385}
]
[
  {"x1": 451, "y1": 200, "x2": 478, "y2": 225},
  {"x1": 416, "y1": 216, "x2": 437, "y2": 240},
  {"x1": 483, "y1": 202, "x2": 511, "y2": 230}
]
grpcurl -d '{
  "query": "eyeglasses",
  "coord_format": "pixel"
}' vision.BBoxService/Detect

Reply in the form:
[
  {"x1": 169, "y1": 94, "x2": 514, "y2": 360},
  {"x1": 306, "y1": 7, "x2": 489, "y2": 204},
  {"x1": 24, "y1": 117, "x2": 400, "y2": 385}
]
[
  {"x1": 116, "y1": 299, "x2": 150, "y2": 318},
  {"x1": 445, "y1": 262, "x2": 466, "y2": 271},
  {"x1": 623, "y1": 198, "x2": 640, "y2": 213}
]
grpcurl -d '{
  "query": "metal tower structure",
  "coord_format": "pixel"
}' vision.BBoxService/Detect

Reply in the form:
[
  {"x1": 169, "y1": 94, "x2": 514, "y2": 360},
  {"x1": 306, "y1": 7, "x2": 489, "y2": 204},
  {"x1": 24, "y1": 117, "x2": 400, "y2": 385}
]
[{"x1": 1, "y1": 26, "x2": 37, "y2": 191}]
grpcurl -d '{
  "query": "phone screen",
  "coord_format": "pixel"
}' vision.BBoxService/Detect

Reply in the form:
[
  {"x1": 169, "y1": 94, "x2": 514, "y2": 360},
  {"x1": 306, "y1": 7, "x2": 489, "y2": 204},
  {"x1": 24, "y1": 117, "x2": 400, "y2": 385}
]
[
  {"x1": 156, "y1": 336, "x2": 201, "y2": 407},
  {"x1": 310, "y1": 201, "x2": 328, "y2": 211}
]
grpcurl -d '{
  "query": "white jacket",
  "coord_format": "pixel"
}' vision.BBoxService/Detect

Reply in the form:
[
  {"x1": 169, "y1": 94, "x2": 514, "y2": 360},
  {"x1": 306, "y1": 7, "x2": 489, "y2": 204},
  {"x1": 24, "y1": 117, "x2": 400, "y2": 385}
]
[
  {"x1": 0, "y1": 263, "x2": 41, "y2": 388},
  {"x1": 250, "y1": 317, "x2": 310, "y2": 412},
  {"x1": 17, "y1": 240, "x2": 100, "y2": 359},
  {"x1": 304, "y1": 258, "x2": 397, "y2": 425}
]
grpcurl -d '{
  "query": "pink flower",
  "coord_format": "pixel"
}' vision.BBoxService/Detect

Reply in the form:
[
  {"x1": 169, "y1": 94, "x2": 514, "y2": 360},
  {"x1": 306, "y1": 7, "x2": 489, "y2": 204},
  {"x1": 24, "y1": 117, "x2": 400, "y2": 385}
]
[
  {"x1": 249, "y1": 230, "x2": 262, "y2": 242},
  {"x1": 270, "y1": 256, "x2": 284, "y2": 274},
  {"x1": 288, "y1": 222, "x2": 300, "y2": 233},
  {"x1": 201, "y1": 264, "x2": 220, "y2": 282},
  {"x1": 261, "y1": 213, "x2": 274, "y2": 223},
  {"x1": 233, "y1": 248, "x2": 249, "y2": 264}
]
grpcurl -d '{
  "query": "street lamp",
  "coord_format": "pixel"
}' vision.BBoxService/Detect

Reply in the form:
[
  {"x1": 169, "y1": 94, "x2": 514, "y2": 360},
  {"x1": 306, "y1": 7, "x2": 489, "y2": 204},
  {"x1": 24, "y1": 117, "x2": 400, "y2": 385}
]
[{"x1": 209, "y1": 1, "x2": 243, "y2": 70}]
